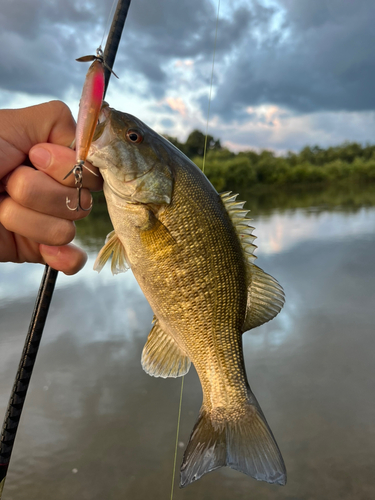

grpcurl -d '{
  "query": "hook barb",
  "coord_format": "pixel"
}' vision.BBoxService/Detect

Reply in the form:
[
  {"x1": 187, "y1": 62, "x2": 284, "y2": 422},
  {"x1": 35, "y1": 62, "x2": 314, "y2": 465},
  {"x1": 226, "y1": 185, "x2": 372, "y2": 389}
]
[{"x1": 66, "y1": 188, "x2": 92, "y2": 212}]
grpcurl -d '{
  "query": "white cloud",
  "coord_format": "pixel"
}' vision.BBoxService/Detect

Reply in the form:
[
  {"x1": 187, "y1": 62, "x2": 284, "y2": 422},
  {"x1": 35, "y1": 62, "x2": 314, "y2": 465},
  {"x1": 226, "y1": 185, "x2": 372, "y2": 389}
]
[{"x1": 210, "y1": 106, "x2": 375, "y2": 153}]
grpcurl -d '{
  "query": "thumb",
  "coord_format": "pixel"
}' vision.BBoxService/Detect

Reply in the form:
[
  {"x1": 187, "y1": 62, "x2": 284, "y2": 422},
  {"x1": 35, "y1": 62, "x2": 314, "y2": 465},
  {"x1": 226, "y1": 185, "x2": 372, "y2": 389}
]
[{"x1": 39, "y1": 243, "x2": 88, "y2": 275}]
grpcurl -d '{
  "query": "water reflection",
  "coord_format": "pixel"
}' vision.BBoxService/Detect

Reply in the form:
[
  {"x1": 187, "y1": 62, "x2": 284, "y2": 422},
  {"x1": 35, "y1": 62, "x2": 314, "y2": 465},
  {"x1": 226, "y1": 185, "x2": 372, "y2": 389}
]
[
  {"x1": 255, "y1": 207, "x2": 375, "y2": 255},
  {"x1": 1, "y1": 187, "x2": 375, "y2": 499}
]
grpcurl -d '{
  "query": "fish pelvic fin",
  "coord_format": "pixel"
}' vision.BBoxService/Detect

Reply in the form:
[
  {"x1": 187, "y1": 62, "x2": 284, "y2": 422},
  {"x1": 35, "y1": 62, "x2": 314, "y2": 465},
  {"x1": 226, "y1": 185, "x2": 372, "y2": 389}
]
[
  {"x1": 180, "y1": 388, "x2": 286, "y2": 488},
  {"x1": 141, "y1": 318, "x2": 191, "y2": 378},
  {"x1": 94, "y1": 230, "x2": 129, "y2": 274}
]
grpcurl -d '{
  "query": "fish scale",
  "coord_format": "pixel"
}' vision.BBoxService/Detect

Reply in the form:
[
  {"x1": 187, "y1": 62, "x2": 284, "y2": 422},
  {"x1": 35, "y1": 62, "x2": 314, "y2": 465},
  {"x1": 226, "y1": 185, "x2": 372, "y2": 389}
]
[
  {"x1": 88, "y1": 105, "x2": 287, "y2": 487},
  {"x1": 156, "y1": 173, "x2": 247, "y2": 399}
]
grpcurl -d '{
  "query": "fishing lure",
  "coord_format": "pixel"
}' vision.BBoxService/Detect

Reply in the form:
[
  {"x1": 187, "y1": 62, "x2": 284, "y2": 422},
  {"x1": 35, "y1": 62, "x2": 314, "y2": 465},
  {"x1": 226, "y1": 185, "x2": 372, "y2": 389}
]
[{"x1": 65, "y1": 47, "x2": 114, "y2": 211}]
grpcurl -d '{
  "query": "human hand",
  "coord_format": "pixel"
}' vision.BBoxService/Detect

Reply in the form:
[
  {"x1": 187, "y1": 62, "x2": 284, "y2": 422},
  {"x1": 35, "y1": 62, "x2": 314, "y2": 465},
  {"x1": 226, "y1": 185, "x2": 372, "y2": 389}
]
[{"x1": 0, "y1": 100, "x2": 103, "y2": 275}]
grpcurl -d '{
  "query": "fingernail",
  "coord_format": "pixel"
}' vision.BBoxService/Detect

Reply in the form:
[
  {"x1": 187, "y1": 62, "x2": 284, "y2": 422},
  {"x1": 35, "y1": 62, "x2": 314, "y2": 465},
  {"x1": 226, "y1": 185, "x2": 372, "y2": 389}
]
[{"x1": 30, "y1": 147, "x2": 51, "y2": 170}]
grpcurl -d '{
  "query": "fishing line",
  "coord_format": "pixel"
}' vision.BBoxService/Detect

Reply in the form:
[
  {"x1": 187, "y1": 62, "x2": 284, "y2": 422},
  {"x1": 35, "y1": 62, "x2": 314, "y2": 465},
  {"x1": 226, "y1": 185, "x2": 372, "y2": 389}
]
[
  {"x1": 100, "y1": 0, "x2": 119, "y2": 49},
  {"x1": 169, "y1": 4, "x2": 221, "y2": 497},
  {"x1": 170, "y1": 376, "x2": 184, "y2": 500},
  {"x1": 202, "y1": 0, "x2": 221, "y2": 174}
]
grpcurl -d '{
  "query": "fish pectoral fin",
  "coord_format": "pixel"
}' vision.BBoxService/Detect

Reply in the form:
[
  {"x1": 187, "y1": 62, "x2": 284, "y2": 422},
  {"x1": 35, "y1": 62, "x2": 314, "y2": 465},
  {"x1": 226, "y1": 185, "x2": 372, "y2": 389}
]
[
  {"x1": 180, "y1": 389, "x2": 286, "y2": 488},
  {"x1": 93, "y1": 230, "x2": 129, "y2": 274},
  {"x1": 139, "y1": 211, "x2": 176, "y2": 255},
  {"x1": 242, "y1": 264, "x2": 285, "y2": 332},
  {"x1": 141, "y1": 318, "x2": 191, "y2": 378}
]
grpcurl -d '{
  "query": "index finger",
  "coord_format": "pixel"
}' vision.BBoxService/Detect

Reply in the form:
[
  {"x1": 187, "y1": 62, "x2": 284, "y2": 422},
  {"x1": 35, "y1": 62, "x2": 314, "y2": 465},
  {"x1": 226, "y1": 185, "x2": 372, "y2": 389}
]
[{"x1": 29, "y1": 143, "x2": 103, "y2": 192}]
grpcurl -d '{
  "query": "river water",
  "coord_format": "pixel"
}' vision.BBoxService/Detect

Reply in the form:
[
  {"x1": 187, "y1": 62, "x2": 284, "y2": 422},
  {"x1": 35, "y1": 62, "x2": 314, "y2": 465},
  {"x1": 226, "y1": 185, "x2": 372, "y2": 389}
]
[{"x1": 0, "y1": 185, "x2": 375, "y2": 500}]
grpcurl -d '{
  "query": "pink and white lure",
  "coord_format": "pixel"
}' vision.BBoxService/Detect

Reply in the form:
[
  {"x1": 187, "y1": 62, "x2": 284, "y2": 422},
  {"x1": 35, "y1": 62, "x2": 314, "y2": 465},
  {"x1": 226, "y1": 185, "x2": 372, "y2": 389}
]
[{"x1": 65, "y1": 47, "x2": 106, "y2": 211}]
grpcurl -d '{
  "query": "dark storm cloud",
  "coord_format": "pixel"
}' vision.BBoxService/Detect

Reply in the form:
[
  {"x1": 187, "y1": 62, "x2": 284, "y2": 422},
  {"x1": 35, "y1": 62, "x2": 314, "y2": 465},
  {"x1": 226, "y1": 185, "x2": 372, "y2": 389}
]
[
  {"x1": 211, "y1": 0, "x2": 375, "y2": 120},
  {"x1": 3, "y1": 0, "x2": 374, "y2": 124},
  {"x1": 0, "y1": 0, "x2": 109, "y2": 96},
  {"x1": 0, "y1": 0, "x2": 251, "y2": 100},
  {"x1": 127, "y1": 0, "x2": 251, "y2": 57},
  {"x1": 116, "y1": 0, "x2": 252, "y2": 98}
]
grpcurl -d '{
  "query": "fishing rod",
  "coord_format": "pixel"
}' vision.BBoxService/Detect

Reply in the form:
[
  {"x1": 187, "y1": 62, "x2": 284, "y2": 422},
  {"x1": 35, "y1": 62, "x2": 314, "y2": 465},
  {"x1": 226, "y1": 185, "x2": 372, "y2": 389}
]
[{"x1": 0, "y1": 0, "x2": 132, "y2": 496}]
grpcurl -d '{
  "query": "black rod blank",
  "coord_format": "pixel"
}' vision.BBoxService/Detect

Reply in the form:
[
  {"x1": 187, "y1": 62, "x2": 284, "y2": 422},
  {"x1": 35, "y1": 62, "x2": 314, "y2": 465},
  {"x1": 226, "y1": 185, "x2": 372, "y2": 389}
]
[
  {"x1": 0, "y1": 0, "x2": 132, "y2": 496},
  {"x1": 0, "y1": 266, "x2": 58, "y2": 494},
  {"x1": 103, "y1": 0, "x2": 132, "y2": 96}
]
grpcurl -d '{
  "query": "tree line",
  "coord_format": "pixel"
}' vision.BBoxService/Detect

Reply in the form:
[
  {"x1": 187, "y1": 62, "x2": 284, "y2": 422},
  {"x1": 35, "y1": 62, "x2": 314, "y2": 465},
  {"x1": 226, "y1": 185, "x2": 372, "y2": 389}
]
[{"x1": 164, "y1": 130, "x2": 375, "y2": 192}]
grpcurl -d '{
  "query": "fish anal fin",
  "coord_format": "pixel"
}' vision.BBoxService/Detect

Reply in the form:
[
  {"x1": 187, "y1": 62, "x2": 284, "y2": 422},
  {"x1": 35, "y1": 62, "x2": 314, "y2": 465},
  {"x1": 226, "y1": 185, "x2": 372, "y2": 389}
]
[
  {"x1": 141, "y1": 318, "x2": 191, "y2": 378},
  {"x1": 180, "y1": 388, "x2": 286, "y2": 487},
  {"x1": 243, "y1": 264, "x2": 285, "y2": 332},
  {"x1": 94, "y1": 230, "x2": 129, "y2": 274}
]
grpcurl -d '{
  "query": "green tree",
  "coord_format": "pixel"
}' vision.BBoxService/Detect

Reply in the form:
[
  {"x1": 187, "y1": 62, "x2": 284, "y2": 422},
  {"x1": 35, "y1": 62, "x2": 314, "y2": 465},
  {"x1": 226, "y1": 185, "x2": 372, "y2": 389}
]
[
  {"x1": 165, "y1": 129, "x2": 375, "y2": 190},
  {"x1": 184, "y1": 130, "x2": 221, "y2": 159}
]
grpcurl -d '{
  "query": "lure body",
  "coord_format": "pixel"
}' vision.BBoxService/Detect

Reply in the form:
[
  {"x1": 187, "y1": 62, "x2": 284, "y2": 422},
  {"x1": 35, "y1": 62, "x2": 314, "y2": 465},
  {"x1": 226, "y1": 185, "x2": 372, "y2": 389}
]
[
  {"x1": 76, "y1": 58, "x2": 105, "y2": 164},
  {"x1": 65, "y1": 50, "x2": 105, "y2": 211}
]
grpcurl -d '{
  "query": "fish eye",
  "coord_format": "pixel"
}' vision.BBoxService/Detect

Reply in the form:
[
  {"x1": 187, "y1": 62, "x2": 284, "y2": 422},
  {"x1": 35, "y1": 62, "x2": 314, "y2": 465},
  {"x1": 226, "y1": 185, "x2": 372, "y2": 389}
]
[{"x1": 126, "y1": 129, "x2": 143, "y2": 143}]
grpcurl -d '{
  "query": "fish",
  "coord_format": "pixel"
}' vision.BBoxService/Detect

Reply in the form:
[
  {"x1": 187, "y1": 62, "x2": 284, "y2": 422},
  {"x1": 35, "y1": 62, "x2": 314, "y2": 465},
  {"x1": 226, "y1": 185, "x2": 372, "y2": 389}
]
[{"x1": 87, "y1": 103, "x2": 287, "y2": 487}]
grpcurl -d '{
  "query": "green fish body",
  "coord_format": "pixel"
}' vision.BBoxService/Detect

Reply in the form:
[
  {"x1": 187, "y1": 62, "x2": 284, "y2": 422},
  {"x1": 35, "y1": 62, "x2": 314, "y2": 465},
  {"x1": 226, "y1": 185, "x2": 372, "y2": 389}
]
[{"x1": 88, "y1": 104, "x2": 286, "y2": 487}]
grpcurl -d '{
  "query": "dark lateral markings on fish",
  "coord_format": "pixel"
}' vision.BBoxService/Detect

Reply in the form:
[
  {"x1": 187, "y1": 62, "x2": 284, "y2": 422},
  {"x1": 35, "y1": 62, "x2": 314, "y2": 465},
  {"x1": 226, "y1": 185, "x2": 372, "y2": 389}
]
[{"x1": 87, "y1": 103, "x2": 287, "y2": 487}]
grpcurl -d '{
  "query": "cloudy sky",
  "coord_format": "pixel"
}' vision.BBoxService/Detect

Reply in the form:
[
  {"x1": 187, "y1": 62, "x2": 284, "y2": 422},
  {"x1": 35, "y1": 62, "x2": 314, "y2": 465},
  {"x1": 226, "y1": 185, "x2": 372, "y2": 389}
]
[{"x1": 1, "y1": 0, "x2": 375, "y2": 153}]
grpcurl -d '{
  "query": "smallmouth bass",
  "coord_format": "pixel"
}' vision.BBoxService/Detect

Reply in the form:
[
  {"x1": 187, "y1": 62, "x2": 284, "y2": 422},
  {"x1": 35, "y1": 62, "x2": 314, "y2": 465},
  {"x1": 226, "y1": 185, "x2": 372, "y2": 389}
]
[{"x1": 88, "y1": 103, "x2": 287, "y2": 487}]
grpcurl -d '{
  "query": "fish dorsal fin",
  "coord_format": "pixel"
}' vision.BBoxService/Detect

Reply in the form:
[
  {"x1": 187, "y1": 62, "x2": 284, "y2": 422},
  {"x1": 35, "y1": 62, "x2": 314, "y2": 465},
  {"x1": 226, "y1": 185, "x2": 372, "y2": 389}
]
[
  {"x1": 142, "y1": 317, "x2": 191, "y2": 378},
  {"x1": 220, "y1": 191, "x2": 257, "y2": 265},
  {"x1": 242, "y1": 264, "x2": 285, "y2": 331},
  {"x1": 220, "y1": 192, "x2": 285, "y2": 331},
  {"x1": 94, "y1": 230, "x2": 129, "y2": 274}
]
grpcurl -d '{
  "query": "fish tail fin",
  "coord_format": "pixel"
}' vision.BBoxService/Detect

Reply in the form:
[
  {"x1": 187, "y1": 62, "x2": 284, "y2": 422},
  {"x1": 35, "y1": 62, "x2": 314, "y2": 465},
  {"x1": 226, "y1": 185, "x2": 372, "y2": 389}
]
[{"x1": 180, "y1": 389, "x2": 286, "y2": 488}]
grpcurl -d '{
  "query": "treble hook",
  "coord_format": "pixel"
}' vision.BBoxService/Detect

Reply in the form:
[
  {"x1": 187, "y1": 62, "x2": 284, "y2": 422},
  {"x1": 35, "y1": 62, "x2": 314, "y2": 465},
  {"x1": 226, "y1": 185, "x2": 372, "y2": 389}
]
[
  {"x1": 63, "y1": 45, "x2": 106, "y2": 212},
  {"x1": 65, "y1": 161, "x2": 92, "y2": 212},
  {"x1": 76, "y1": 46, "x2": 119, "y2": 78}
]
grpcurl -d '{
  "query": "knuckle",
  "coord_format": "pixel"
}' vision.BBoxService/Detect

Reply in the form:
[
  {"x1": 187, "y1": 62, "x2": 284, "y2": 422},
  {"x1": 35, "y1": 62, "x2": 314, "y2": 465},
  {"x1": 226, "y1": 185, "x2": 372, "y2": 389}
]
[
  {"x1": 8, "y1": 168, "x2": 33, "y2": 205},
  {"x1": 0, "y1": 197, "x2": 16, "y2": 230},
  {"x1": 51, "y1": 223, "x2": 74, "y2": 246},
  {"x1": 48, "y1": 100, "x2": 70, "y2": 114},
  {"x1": 47, "y1": 100, "x2": 74, "y2": 123},
  {"x1": 51, "y1": 220, "x2": 76, "y2": 246}
]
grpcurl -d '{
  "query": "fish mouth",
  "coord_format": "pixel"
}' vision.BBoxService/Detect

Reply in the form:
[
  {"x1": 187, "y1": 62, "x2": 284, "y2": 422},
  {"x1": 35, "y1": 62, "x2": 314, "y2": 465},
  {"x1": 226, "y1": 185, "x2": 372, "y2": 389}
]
[
  {"x1": 92, "y1": 102, "x2": 111, "y2": 142},
  {"x1": 99, "y1": 101, "x2": 111, "y2": 122}
]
